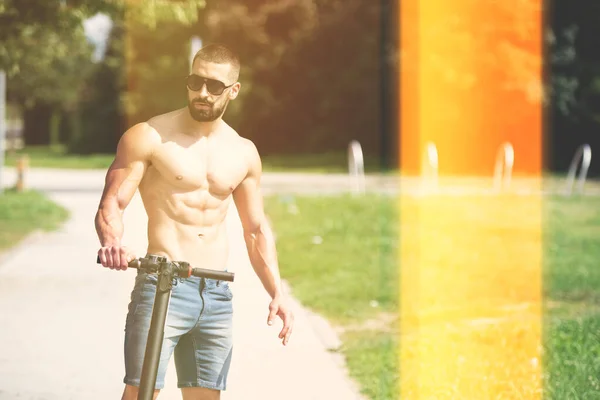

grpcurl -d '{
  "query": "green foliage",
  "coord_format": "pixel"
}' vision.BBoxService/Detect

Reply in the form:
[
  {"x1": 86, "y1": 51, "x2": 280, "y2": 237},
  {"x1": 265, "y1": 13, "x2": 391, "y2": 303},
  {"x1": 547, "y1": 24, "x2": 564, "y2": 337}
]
[
  {"x1": 6, "y1": 24, "x2": 95, "y2": 109},
  {"x1": 69, "y1": 0, "x2": 206, "y2": 152},
  {"x1": 263, "y1": 1, "x2": 382, "y2": 154},
  {"x1": 124, "y1": 0, "x2": 205, "y2": 30},
  {"x1": 1, "y1": 0, "x2": 114, "y2": 146},
  {"x1": 73, "y1": 17, "x2": 125, "y2": 154},
  {"x1": 548, "y1": 1, "x2": 600, "y2": 124},
  {"x1": 0, "y1": 0, "x2": 111, "y2": 75},
  {"x1": 200, "y1": 0, "x2": 385, "y2": 158},
  {"x1": 1, "y1": 0, "x2": 206, "y2": 150},
  {"x1": 121, "y1": 21, "x2": 192, "y2": 123}
]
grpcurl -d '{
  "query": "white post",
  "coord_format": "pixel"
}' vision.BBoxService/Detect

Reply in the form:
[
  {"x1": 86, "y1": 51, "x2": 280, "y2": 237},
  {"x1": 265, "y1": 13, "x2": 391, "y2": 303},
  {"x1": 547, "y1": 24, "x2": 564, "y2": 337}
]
[
  {"x1": 421, "y1": 141, "x2": 439, "y2": 191},
  {"x1": 564, "y1": 144, "x2": 592, "y2": 196},
  {"x1": 0, "y1": 71, "x2": 5, "y2": 194},
  {"x1": 493, "y1": 142, "x2": 514, "y2": 192},
  {"x1": 348, "y1": 140, "x2": 365, "y2": 195},
  {"x1": 190, "y1": 36, "x2": 202, "y2": 71}
]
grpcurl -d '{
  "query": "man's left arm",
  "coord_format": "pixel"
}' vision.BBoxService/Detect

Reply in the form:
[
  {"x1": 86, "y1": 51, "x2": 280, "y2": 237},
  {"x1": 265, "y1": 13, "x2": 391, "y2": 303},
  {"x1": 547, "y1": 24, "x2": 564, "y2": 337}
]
[{"x1": 233, "y1": 141, "x2": 294, "y2": 346}]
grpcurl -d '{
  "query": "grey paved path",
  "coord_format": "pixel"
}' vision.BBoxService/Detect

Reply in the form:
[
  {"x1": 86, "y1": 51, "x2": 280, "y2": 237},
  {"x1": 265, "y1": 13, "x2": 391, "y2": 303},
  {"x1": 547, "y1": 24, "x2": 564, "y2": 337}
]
[{"x1": 0, "y1": 168, "x2": 366, "y2": 400}]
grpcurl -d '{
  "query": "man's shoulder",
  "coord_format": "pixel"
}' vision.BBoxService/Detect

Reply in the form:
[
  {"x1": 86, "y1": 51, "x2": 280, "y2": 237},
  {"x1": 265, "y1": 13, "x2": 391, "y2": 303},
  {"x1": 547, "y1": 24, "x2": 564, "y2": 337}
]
[
  {"x1": 237, "y1": 138, "x2": 261, "y2": 172},
  {"x1": 237, "y1": 136, "x2": 260, "y2": 164},
  {"x1": 118, "y1": 120, "x2": 162, "y2": 158},
  {"x1": 147, "y1": 109, "x2": 185, "y2": 133},
  {"x1": 219, "y1": 128, "x2": 261, "y2": 186},
  {"x1": 239, "y1": 136, "x2": 258, "y2": 154},
  {"x1": 123, "y1": 121, "x2": 160, "y2": 143},
  {"x1": 219, "y1": 123, "x2": 258, "y2": 154},
  {"x1": 124, "y1": 108, "x2": 186, "y2": 143},
  {"x1": 223, "y1": 125, "x2": 259, "y2": 156}
]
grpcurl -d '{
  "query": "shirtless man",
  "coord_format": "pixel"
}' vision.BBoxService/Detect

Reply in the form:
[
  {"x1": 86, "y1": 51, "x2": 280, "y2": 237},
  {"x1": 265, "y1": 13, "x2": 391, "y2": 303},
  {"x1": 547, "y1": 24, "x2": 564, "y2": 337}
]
[{"x1": 95, "y1": 44, "x2": 294, "y2": 400}]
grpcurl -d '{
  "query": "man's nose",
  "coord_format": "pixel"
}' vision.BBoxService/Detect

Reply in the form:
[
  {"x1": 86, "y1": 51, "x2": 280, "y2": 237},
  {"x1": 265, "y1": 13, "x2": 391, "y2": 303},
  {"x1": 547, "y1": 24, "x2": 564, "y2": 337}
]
[{"x1": 198, "y1": 83, "x2": 210, "y2": 97}]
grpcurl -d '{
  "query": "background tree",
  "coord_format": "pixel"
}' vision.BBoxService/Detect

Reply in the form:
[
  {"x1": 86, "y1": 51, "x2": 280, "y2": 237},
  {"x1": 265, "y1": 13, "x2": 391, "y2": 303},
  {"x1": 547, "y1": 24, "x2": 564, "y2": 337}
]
[
  {"x1": 0, "y1": 0, "x2": 114, "y2": 145},
  {"x1": 6, "y1": 25, "x2": 96, "y2": 145},
  {"x1": 194, "y1": 0, "x2": 391, "y2": 165},
  {"x1": 70, "y1": 0, "x2": 205, "y2": 153},
  {"x1": 1, "y1": 0, "x2": 205, "y2": 150},
  {"x1": 4, "y1": 0, "x2": 600, "y2": 175},
  {"x1": 546, "y1": 0, "x2": 600, "y2": 175},
  {"x1": 0, "y1": 0, "x2": 112, "y2": 74}
]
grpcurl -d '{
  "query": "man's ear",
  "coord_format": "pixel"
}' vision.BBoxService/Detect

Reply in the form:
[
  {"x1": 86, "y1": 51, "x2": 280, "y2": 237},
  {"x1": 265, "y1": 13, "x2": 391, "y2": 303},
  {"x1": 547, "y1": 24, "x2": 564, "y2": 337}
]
[{"x1": 229, "y1": 82, "x2": 241, "y2": 100}]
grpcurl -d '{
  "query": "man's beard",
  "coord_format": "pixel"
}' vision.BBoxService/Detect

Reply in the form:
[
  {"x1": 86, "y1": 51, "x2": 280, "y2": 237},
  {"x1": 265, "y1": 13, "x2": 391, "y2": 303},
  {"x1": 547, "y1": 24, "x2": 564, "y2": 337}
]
[{"x1": 188, "y1": 98, "x2": 228, "y2": 122}]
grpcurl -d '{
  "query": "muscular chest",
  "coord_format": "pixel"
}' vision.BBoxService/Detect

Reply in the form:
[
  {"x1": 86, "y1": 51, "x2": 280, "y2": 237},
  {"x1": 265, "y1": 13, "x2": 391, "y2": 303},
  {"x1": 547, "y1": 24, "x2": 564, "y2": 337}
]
[{"x1": 148, "y1": 139, "x2": 246, "y2": 196}]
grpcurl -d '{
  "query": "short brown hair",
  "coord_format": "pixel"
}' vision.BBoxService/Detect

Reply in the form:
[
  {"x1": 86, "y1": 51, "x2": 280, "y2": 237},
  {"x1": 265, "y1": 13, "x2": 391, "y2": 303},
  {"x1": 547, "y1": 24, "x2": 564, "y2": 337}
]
[{"x1": 192, "y1": 43, "x2": 240, "y2": 82}]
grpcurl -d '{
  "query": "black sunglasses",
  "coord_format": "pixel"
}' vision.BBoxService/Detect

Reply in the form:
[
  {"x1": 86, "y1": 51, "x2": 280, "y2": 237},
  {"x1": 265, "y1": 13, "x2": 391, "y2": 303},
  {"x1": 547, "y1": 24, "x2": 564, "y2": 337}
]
[{"x1": 186, "y1": 74, "x2": 234, "y2": 95}]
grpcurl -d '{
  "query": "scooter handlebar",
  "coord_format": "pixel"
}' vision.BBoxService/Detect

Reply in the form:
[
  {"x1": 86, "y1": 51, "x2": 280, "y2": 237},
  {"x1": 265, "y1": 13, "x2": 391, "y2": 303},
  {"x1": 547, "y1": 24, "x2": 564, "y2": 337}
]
[{"x1": 95, "y1": 256, "x2": 234, "y2": 282}]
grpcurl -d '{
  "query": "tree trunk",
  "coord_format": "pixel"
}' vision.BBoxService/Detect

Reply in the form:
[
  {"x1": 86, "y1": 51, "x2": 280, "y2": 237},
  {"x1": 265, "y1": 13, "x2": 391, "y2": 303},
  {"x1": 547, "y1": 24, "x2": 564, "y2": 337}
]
[{"x1": 22, "y1": 103, "x2": 53, "y2": 146}]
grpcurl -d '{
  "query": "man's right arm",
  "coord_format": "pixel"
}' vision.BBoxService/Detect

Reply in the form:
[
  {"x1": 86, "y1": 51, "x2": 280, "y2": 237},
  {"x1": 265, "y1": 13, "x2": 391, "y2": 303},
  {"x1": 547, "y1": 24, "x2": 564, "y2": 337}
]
[{"x1": 95, "y1": 123, "x2": 155, "y2": 270}]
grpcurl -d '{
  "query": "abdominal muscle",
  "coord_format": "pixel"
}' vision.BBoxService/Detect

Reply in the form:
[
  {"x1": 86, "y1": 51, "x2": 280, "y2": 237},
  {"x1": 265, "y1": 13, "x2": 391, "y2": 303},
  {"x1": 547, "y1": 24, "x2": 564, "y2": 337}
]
[{"x1": 140, "y1": 186, "x2": 232, "y2": 271}]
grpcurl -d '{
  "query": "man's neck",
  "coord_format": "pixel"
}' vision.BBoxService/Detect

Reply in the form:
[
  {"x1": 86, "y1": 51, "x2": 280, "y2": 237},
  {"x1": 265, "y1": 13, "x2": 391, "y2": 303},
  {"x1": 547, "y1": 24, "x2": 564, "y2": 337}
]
[{"x1": 182, "y1": 108, "x2": 223, "y2": 138}]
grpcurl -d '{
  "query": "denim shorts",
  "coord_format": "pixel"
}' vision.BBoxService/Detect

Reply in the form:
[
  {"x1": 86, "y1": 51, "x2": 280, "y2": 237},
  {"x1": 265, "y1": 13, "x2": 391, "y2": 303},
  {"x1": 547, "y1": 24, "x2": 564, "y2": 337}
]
[{"x1": 123, "y1": 256, "x2": 234, "y2": 390}]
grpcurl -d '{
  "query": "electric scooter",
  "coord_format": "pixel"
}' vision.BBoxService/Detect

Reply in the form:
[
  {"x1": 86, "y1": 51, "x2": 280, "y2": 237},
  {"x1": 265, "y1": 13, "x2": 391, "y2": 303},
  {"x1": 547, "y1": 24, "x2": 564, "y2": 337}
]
[{"x1": 97, "y1": 255, "x2": 235, "y2": 400}]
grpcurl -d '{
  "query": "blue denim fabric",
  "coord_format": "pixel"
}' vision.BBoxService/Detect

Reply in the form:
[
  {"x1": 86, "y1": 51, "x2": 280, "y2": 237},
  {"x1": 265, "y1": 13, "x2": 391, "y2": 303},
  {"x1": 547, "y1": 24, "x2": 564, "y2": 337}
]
[{"x1": 123, "y1": 257, "x2": 233, "y2": 390}]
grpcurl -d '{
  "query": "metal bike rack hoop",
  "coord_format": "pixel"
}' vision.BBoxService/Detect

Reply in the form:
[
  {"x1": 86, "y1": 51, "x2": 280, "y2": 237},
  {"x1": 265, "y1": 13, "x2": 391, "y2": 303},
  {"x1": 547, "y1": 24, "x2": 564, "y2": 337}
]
[
  {"x1": 564, "y1": 143, "x2": 592, "y2": 196},
  {"x1": 348, "y1": 140, "x2": 366, "y2": 195},
  {"x1": 421, "y1": 141, "x2": 439, "y2": 189},
  {"x1": 493, "y1": 142, "x2": 514, "y2": 192}
]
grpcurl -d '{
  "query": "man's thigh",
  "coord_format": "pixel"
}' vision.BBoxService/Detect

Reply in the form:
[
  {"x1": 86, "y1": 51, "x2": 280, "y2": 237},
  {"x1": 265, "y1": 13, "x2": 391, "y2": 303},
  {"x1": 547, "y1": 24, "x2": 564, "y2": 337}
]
[
  {"x1": 181, "y1": 387, "x2": 220, "y2": 400},
  {"x1": 124, "y1": 271, "x2": 201, "y2": 388},
  {"x1": 174, "y1": 279, "x2": 233, "y2": 390}
]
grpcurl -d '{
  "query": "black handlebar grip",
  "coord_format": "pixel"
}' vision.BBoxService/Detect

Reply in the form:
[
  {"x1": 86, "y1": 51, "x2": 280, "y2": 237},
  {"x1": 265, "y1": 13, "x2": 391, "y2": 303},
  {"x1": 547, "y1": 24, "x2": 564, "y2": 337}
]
[{"x1": 192, "y1": 267, "x2": 235, "y2": 282}]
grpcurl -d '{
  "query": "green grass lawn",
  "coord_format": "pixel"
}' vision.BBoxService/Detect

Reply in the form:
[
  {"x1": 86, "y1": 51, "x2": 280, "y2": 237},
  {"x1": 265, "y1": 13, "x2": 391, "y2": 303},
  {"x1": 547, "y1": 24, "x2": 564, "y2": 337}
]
[
  {"x1": 0, "y1": 189, "x2": 69, "y2": 252},
  {"x1": 5, "y1": 145, "x2": 395, "y2": 174},
  {"x1": 264, "y1": 193, "x2": 600, "y2": 399},
  {"x1": 260, "y1": 152, "x2": 394, "y2": 174},
  {"x1": 264, "y1": 194, "x2": 399, "y2": 399},
  {"x1": 544, "y1": 196, "x2": 600, "y2": 398},
  {"x1": 5, "y1": 145, "x2": 115, "y2": 169}
]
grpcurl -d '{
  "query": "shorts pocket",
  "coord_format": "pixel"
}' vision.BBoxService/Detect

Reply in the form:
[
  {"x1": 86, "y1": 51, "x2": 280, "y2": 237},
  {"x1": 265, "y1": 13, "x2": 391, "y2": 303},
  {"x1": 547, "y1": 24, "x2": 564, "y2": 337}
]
[
  {"x1": 216, "y1": 282, "x2": 233, "y2": 300},
  {"x1": 125, "y1": 277, "x2": 146, "y2": 329},
  {"x1": 126, "y1": 273, "x2": 161, "y2": 323},
  {"x1": 142, "y1": 272, "x2": 182, "y2": 290},
  {"x1": 208, "y1": 281, "x2": 233, "y2": 301}
]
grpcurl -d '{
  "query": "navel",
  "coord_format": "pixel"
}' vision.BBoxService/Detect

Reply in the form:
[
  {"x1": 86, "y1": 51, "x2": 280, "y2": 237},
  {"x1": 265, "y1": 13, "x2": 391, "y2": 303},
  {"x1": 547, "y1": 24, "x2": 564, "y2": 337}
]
[{"x1": 176, "y1": 175, "x2": 183, "y2": 180}]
